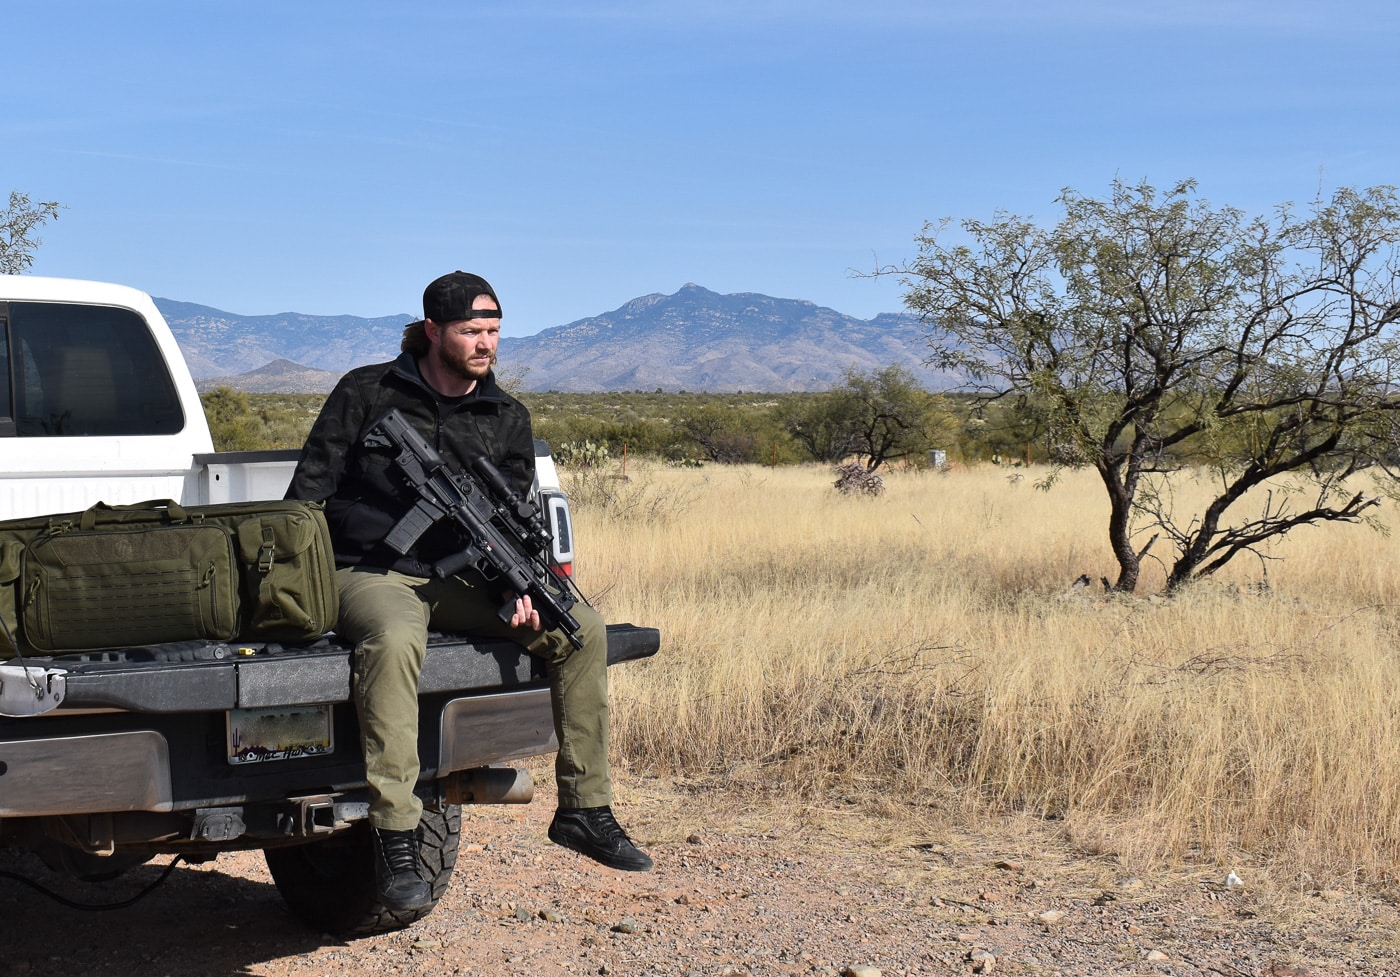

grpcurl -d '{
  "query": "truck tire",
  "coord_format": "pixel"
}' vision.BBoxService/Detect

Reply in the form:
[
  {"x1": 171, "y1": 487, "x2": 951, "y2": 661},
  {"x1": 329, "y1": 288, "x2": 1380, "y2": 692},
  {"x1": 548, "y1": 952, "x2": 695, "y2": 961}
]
[{"x1": 264, "y1": 804, "x2": 461, "y2": 936}]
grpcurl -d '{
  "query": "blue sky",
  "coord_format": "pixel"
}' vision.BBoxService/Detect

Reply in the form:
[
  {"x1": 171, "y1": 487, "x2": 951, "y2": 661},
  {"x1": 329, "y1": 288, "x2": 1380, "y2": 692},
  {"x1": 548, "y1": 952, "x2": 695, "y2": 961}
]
[{"x1": 7, "y1": 1, "x2": 1399, "y2": 335}]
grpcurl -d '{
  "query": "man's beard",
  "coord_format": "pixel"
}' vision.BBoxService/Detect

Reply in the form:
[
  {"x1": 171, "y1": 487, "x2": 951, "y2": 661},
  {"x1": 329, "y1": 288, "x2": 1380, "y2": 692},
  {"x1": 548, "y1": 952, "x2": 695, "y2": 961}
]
[{"x1": 438, "y1": 347, "x2": 497, "y2": 382}]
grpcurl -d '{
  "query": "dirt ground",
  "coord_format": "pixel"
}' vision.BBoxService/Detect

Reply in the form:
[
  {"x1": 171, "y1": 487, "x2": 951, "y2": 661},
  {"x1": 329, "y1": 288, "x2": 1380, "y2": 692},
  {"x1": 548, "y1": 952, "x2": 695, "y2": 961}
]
[{"x1": 3, "y1": 778, "x2": 1398, "y2": 977}]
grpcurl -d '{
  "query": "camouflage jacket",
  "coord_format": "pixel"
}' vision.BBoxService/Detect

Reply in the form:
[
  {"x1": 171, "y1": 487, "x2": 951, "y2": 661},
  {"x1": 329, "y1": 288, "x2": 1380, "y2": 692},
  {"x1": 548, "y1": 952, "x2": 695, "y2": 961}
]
[{"x1": 287, "y1": 351, "x2": 535, "y2": 575}]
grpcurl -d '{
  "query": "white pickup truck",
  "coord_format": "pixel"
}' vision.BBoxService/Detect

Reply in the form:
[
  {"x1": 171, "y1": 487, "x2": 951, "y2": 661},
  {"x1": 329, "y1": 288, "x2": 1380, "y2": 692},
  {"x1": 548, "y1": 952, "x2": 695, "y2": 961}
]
[{"x1": 0, "y1": 275, "x2": 659, "y2": 935}]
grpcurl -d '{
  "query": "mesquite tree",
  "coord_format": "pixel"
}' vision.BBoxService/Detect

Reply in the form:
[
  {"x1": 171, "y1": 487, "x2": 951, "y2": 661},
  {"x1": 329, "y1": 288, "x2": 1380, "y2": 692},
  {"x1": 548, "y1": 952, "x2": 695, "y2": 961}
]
[
  {"x1": 895, "y1": 179, "x2": 1400, "y2": 592},
  {"x1": 0, "y1": 190, "x2": 62, "y2": 274},
  {"x1": 777, "y1": 365, "x2": 953, "y2": 472}
]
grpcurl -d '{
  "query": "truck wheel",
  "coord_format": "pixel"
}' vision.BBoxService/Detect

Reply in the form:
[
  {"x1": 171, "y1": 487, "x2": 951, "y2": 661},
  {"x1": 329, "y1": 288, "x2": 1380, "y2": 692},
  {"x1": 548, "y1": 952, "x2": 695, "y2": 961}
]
[{"x1": 264, "y1": 804, "x2": 461, "y2": 936}]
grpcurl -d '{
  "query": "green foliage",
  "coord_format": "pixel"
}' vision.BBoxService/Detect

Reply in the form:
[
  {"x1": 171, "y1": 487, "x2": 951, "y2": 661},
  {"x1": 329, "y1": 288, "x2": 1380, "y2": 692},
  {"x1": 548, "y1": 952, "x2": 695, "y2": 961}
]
[
  {"x1": 1, "y1": 190, "x2": 63, "y2": 274},
  {"x1": 199, "y1": 387, "x2": 996, "y2": 468},
  {"x1": 201, "y1": 387, "x2": 261, "y2": 451},
  {"x1": 775, "y1": 366, "x2": 959, "y2": 472},
  {"x1": 952, "y1": 394, "x2": 1047, "y2": 464},
  {"x1": 200, "y1": 389, "x2": 325, "y2": 452},
  {"x1": 679, "y1": 402, "x2": 761, "y2": 463},
  {"x1": 203, "y1": 382, "x2": 1297, "y2": 480},
  {"x1": 523, "y1": 391, "x2": 800, "y2": 465},
  {"x1": 773, "y1": 392, "x2": 857, "y2": 463},
  {"x1": 197, "y1": 384, "x2": 1151, "y2": 475},
  {"x1": 836, "y1": 365, "x2": 958, "y2": 472},
  {"x1": 554, "y1": 439, "x2": 612, "y2": 469}
]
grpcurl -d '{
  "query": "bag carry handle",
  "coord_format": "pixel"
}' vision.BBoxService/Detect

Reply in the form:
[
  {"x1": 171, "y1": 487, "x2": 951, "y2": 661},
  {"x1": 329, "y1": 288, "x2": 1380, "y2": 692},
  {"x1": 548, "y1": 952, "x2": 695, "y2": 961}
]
[{"x1": 80, "y1": 499, "x2": 189, "y2": 531}]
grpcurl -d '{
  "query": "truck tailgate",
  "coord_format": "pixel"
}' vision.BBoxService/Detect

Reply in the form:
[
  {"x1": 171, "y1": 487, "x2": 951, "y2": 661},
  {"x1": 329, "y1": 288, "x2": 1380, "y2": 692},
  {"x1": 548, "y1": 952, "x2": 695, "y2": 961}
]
[{"x1": 16, "y1": 623, "x2": 660, "y2": 714}]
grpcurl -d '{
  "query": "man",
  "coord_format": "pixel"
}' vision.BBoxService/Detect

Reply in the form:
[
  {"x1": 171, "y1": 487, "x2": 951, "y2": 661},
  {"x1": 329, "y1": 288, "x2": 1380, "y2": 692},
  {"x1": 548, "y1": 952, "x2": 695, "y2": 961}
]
[{"x1": 288, "y1": 271, "x2": 652, "y2": 912}]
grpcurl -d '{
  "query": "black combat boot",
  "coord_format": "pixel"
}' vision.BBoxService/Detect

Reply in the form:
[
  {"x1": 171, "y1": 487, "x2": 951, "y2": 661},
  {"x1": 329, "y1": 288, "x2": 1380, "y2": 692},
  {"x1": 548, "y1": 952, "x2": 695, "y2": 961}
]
[
  {"x1": 372, "y1": 826, "x2": 431, "y2": 910},
  {"x1": 548, "y1": 806, "x2": 654, "y2": 872}
]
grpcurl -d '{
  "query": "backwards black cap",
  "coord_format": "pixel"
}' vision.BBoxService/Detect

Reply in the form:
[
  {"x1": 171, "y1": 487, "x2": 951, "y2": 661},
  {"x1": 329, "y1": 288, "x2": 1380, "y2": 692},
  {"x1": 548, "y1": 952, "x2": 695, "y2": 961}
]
[{"x1": 423, "y1": 271, "x2": 502, "y2": 322}]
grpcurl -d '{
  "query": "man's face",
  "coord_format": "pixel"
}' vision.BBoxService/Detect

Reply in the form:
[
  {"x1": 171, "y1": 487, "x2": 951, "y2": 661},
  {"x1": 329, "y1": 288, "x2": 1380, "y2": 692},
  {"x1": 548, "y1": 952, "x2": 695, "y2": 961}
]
[{"x1": 428, "y1": 293, "x2": 501, "y2": 383}]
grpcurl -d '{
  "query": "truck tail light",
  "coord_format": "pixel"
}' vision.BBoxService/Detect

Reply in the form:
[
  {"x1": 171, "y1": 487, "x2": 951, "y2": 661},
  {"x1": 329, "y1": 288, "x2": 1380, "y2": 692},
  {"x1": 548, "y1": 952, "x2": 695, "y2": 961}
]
[{"x1": 541, "y1": 491, "x2": 575, "y2": 579}]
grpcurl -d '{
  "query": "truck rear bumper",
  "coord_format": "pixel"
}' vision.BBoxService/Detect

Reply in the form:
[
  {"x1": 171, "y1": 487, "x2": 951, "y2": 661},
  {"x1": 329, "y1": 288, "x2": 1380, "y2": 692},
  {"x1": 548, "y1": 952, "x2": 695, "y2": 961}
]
[
  {"x1": 0, "y1": 729, "x2": 173, "y2": 817},
  {"x1": 437, "y1": 687, "x2": 556, "y2": 774},
  {"x1": 0, "y1": 685, "x2": 551, "y2": 819}
]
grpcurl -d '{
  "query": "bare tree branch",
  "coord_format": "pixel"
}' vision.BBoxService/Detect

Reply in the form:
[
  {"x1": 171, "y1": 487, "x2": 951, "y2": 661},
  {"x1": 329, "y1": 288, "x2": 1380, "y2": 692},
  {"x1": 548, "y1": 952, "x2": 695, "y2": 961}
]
[{"x1": 874, "y1": 180, "x2": 1400, "y2": 592}]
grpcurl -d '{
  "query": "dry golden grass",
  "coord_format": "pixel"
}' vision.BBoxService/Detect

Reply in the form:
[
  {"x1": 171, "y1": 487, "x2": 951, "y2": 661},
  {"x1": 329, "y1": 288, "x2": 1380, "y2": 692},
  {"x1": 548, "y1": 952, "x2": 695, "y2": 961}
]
[{"x1": 569, "y1": 461, "x2": 1400, "y2": 889}]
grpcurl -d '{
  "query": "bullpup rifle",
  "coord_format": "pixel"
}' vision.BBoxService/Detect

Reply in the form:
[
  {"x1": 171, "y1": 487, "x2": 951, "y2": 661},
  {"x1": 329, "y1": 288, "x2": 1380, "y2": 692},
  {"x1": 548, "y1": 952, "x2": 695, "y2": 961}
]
[{"x1": 366, "y1": 407, "x2": 584, "y2": 648}]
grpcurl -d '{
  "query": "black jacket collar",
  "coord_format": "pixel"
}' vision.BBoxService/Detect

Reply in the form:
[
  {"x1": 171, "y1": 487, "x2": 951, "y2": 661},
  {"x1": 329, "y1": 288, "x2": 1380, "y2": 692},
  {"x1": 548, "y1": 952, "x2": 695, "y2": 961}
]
[{"x1": 387, "y1": 350, "x2": 508, "y2": 406}]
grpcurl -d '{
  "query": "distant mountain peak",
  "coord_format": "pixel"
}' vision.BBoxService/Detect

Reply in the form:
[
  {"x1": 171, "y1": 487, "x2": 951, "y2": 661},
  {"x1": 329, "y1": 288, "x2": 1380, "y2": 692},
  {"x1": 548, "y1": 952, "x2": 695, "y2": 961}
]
[
  {"x1": 260, "y1": 358, "x2": 313, "y2": 375},
  {"x1": 498, "y1": 285, "x2": 946, "y2": 393},
  {"x1": 160, "y1": 285, "x2": 951, "y2": 394}
]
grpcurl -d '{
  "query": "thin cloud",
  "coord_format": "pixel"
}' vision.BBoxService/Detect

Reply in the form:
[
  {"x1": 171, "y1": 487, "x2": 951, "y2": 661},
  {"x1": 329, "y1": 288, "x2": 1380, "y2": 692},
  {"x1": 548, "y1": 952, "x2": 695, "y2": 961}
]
[{"x1": 465, "y1": 0, "x2": 1371, "y2": 34}]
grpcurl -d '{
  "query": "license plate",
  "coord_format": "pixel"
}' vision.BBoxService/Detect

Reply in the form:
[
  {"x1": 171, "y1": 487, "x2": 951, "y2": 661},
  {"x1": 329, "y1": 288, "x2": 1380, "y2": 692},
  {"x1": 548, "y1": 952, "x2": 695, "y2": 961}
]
[{"x1": 227, "y1": 705, "x2": 334, "y2": 765}]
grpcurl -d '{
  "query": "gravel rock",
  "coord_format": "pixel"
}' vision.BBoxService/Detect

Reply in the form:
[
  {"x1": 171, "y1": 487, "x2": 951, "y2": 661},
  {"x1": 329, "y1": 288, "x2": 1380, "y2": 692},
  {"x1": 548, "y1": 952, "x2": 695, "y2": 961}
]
[{"x1": 2, "y1": 781, "x2": 1397, "y2": 977}]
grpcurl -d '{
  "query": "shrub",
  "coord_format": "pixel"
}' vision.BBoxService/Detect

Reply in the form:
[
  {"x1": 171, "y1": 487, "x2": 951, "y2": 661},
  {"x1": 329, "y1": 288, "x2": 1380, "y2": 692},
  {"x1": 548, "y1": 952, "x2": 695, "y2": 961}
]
[{"x1": 833, "y1": 461, "x2": 884, "y2": 496}]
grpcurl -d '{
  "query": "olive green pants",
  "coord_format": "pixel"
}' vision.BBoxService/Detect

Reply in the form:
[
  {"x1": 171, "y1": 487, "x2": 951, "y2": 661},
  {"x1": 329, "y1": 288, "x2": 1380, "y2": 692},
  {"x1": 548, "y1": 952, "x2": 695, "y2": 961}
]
[{"x1": 335, "y1": 566, "x2": 611, "y2": 831}]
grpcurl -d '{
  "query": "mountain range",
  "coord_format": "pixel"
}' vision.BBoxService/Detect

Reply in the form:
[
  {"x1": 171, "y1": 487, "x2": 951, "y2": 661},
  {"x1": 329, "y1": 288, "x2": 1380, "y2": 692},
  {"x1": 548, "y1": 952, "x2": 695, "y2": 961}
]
[{"x1": 162, "y1": 284, "x2": 950, "y2": 394}]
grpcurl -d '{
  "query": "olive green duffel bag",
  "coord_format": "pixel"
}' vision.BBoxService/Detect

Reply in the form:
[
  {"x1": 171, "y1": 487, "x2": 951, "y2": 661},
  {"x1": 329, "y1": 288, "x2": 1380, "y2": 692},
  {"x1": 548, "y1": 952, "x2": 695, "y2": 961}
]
[{"x1": 0, "y1": 498, "x2": 337, "y2": 656}]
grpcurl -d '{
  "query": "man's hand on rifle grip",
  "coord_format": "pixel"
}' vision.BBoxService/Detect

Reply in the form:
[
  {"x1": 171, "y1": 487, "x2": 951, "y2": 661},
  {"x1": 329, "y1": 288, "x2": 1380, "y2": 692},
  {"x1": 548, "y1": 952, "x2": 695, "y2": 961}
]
[{"x1": 509, "y1": 592, "x2": 542, "y2": 631}]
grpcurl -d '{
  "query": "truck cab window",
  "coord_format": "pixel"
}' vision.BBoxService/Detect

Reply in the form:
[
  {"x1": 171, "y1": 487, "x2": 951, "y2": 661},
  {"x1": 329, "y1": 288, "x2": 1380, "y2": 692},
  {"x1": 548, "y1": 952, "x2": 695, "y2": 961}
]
[
  {"x1": 9, "y1": 302, "x2": 185, "y2": 437},
  {"x1": 0, "y1": 315, "x2": 12, "y2": 437}
]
